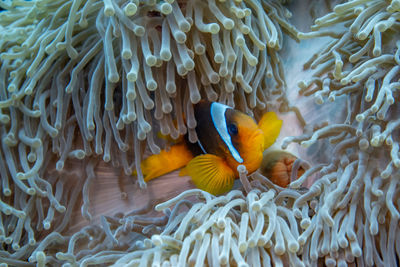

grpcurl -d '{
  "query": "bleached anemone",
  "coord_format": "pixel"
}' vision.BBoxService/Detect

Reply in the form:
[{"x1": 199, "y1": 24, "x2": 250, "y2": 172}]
[{"x1": 0, "y1": 0, "x2": 399, "y2": 266}]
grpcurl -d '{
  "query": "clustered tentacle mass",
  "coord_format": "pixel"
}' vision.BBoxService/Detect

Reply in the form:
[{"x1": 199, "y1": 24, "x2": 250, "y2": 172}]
[
  {"x1": 0, "y1": 0, "x2": 295, "y2": 265},
  {"x1": 291, "y1": 0, "x2": 400, "y2": 265}
]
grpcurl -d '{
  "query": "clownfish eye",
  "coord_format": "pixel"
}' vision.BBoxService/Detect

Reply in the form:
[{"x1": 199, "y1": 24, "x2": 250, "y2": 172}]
[{"x1": 227, "y1": 123, "x2": 238, "y2": 135}]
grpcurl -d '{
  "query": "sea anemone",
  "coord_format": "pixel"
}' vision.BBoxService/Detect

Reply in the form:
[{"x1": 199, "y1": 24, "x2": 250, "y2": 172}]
[{"x1": 0, "y1": 0, "x2": 399, "y2": 266}]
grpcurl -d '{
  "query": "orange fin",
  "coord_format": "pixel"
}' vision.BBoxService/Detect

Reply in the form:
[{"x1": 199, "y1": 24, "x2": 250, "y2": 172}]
[
  {"x1": 180, "y1": 154, "x2": 236, "y2": 195},
  {"x1": 258, "y1": 112, "x2": 283, "y2": 150},
  {"x1": 135, "y1": 143, "x2": 193, "y2": 182}
]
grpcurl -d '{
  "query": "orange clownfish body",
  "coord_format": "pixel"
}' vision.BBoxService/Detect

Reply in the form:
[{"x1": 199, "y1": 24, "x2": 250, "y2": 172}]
[{"x1": 137, "y1": 101, "x2": 283, "y2": 195}]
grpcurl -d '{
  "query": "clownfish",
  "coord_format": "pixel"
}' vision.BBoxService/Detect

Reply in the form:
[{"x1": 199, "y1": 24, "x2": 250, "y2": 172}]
[{"x1": 137, "y1": 101, "x2": 283, "y2": 195}]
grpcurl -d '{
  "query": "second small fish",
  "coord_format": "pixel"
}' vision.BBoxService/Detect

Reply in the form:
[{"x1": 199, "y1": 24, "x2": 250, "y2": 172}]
[{"x1": 138, "y1": 101, "x2": 282, "y2": 195}]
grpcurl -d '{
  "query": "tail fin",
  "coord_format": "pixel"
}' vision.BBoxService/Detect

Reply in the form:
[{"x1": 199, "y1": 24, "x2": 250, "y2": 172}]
[
  {"x1": 135, "y1": 143, "x2": 194, "y2": 182},
  {"x1": 258, "y1": 112, "x2": 283, "y2": 150}
]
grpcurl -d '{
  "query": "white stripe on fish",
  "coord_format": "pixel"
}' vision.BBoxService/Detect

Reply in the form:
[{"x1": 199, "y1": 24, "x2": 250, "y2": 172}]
[{"x1": 210, "y1": 102, "x2": 244, "y2": 163}]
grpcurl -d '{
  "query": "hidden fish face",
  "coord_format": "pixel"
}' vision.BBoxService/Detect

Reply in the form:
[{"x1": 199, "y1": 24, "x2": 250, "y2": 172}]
[
  {"x1": 208, "y1": 102, "x2": 265, "y2": 174},
  {"x1": 224, "y1": 108, "x2": 265, "y2": 174}
]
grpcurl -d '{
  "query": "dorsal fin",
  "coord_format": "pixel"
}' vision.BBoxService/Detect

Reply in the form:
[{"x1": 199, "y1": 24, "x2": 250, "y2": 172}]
[{"x1": 258, "y1": 112, "x2": 282, "y2": 150}]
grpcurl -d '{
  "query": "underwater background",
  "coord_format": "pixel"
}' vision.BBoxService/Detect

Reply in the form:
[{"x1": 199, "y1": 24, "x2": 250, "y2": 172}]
[{"x1": 0, "y1": 0, "x2": 400, "y2": 266}]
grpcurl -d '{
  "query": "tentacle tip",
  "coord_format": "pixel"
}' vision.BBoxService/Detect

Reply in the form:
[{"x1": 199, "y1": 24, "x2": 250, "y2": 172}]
[
  {"x1": 57, "y1": 205, "x2": 67, "y2": 213},
  {"x1": 238, "y1": 243, "x2": 247, "y2": 253},
  {"x1": 16, "y1": 172, "x2": 25, "y2": 180},
  {"x1": 274, "y1": 245, "x2": 286, "y2": 256},
  {"x1": 160, "y1": 3, "x2": 172, "y2": 15},
  {"x1": 124, "y1": 3, "x2": 137, "y2": 16},
  {"x1": 56, "y1": 161, "x2": 64, "y2": 171},
  {"x1": 3, "y1": 189, "x2": 12, "y2": 196},
  {"x1": 288, "y1": 242, "x2": 300, "y2": 253},
  {"x1": 104, "y1": 7, "x2": 115, "y2": 17},
  {"x1": 43, "y1": 221, "x2": 51, "y2": 230}
]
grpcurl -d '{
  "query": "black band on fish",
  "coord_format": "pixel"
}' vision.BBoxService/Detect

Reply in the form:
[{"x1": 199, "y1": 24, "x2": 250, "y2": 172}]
[{"x1": 210, "y1": 102, "x2": 244, "y2": 163}]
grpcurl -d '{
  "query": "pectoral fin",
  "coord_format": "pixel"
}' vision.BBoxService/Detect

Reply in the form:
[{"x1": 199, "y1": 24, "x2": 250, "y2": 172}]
[
  {"x1": 258, "y1": 112, "x2": 283, "y2": 150},
  {"x1": 180, "y1": 154, "x2": 236, "y2": 195}
]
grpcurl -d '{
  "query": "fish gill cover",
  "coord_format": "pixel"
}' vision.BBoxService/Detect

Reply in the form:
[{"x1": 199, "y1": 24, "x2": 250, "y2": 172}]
[{"x1": 0, "y1": 0, "x2": 399, "y2": 266}]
